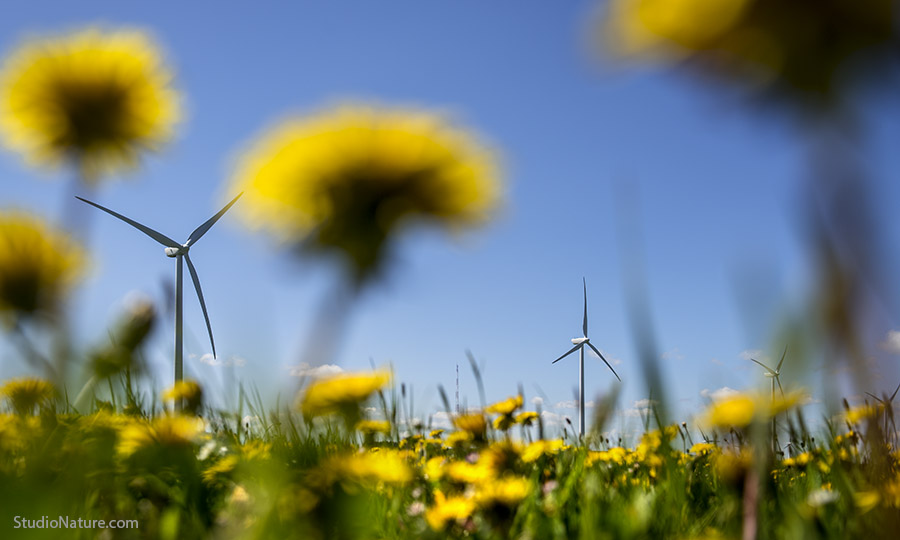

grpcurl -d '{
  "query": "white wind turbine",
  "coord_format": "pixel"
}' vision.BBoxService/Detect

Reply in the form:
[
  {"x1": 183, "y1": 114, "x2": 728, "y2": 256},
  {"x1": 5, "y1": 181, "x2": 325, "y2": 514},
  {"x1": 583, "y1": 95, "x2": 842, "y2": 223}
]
[
  {"x1": 552, "y1": 278, "x2": 621, "y2": 437},
  {"x1": 749, "y1": 346, "x2": 787, "y2": 400},
  {"x1": 77, "y1": 193, "x2": 242, "y2": 390}
]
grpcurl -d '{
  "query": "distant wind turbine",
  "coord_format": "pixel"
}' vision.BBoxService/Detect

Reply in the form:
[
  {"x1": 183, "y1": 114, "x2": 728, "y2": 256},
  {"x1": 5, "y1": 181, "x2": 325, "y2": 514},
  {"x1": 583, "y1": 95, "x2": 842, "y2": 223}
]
[
  {"x1": 866, "y1": 380, "x2": 900, "y2": 434},
  {"x1": 552, "y1": 278, "x2": 621, "y2": 437},
  {"x1": 77, "y1": 193, "x2": 242, "y2": 392},
  {"x1": 749, "y1": 346, "x2": 787, "y2": 400}
]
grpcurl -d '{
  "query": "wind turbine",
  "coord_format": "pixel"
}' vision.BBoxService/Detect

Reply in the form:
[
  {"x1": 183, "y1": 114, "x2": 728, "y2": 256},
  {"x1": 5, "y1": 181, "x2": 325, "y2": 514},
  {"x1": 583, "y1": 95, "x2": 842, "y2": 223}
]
[
  {"x1": 552, "y1": 278, "x2": 621, "y2": 437},
  {"x1": 749, "y1": 346, "x2": 787, "y2": 400},
  {"x1": 76, "y1": 193, "x2": 242, "y2": 391},
  {"x1": 866, "y1": 380, "x2": 900, "y2": 434}
]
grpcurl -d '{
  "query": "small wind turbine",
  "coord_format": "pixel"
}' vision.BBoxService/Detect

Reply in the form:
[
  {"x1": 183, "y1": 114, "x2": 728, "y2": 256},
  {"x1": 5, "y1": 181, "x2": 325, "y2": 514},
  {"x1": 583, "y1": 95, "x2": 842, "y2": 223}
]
[
  {"x1": 552, "y1": 278, "x2": 621, "y2": 437},
  {"x1": 749, "y1": 346, "x2": 787, "y2": 400},
  {"x1": 77, "y1": 193, "x2": 242, "y2": 390},
  {"x1": 866, "y1": 380, "x2": 900, "y2": 434}
]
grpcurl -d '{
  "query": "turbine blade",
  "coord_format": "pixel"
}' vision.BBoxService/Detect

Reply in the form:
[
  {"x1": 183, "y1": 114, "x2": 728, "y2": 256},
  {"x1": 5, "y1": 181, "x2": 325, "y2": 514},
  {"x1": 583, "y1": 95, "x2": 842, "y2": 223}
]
[
  {"x1": 866, "y1": 392, "x2": 885, "y2": 404},
  {"x1": 775, "y1": 376, "x2": 784, "y2": 398},
  {"x1": 552, "y1": 344, "x2": 581, "y2": 364},
  {"x1": 582, "y1": 278, "x2": 588, "y2": 337},
  {"x1": 776, "y1": 345, "x2": 787, "y2": 372},
  {"x1": 586, "y1": 341, "x2": 621, "y2": 382},
  {"x1": 749, "y1": 357, "x2": 775, "y2": 375},
  {"x1": 75, "y1": 196, "x2": 180, "y2": 248},
  {"x1": 185, "y1": 192, "x2": 243, "y2": 247},
  {"x1": 891, "y1": 381, "x2": 900, "y2": 402},
  {"x1": 184, "y1": 254, "x2": 216, "y2": 358}
]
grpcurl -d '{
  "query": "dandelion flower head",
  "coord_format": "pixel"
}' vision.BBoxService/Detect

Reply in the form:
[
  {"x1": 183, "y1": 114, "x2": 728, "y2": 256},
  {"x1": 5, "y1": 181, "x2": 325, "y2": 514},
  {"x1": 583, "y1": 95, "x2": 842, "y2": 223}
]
[
  {"x1": 0, "y1": 27, "x2": 180, "y2": 181},
  {"x1": 0, "y1": 211, "x2": 86, "y2": 321},
  {"x1": 229, "y1": 104, "x2": 501, "y2": 279}
]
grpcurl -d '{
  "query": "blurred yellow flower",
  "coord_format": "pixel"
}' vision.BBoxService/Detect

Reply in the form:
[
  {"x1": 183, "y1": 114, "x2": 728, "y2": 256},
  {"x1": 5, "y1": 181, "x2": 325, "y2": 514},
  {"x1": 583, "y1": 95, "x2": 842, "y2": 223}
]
[
  {"x1": 229, "y1": 104, "x2": 502, "y2": 279},
  {"x1": 310, "y1": 449, "x2": 412, "y2": 490},
  {"x1": 700, "y1": 390, "x2": 803, "y2": 429},
  {"x1": 476, "y1": 476, "x2": 531, "y2": 507},
  {"x1": 690, "y1": 442, "x2": 718, "y2": 455},
  {"x1": 299, "y1": 370, "x2": 390, "y2": 417},
  {"x1": 845, "y1": 403, "x2": 882, "y2": 425},
  {"x1": 425, "y1": 490, "x2": 476, "y2": 531},
  {"x1": 602, "y1": 0, "x2": 899, "y2": 105},
  {"x1": 453, "y1": 413, "x2": 487, "y2": 438},
  {"x1": 0, "y1": 211, "x2": 85, "y2": 321},
  {"x1": 515, "y1": 411, "x2": 539, "y2": 426},
  {"x1": 162, "y1": 379, "x2": 203, "y2": 412},
  {"x1": 606, "y1": 0, "x2": 750, "y2": 57},
  {"x1": 446, "y1": 459, "x2": 495, "y2": 485},
  {"x1": 521, "y1": 439, "x2": 565, "y2": 463},
  {"x1": 485, "y1": 395, "x2": 523, "y2": 416},
  {"x1": 355, "y1": 419, "x2": 391, "y2": 435},
  {"x1": 117, "y1": 415, "x2": 205, "y2": 457},
  {"x1": 0, "y1": 28, "x2": 180, "y2": 181},
  {"x1": 0, "y1": 377, "x2": 54, "y2": 414}
]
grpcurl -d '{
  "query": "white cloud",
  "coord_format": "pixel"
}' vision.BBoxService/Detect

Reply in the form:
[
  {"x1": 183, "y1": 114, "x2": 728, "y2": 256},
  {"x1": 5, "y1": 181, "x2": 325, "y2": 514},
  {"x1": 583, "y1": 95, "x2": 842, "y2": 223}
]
[
  {"x1": 661, "y1": 348, "x2": 684, "y2": 361},
  {"x1": 193, "y1": 353, "x2": 246, "y2": 367},
  {"x1": 710, "y1": 358, "x2": 723, "y2": 366},
  {"x1": 700, "y1": 386, "x2": 739, "y2": 401},
  {"x1": 288, "y1": 363, "x2": 344, "y2": 378},
  {"x1": 540, "y1": 410, "x2": 568, "y2": 428},
  {"x1": 881, "y1": 331, "x2": 900, "y2": 355},
  {"x1": 740, "y1": 349, "x2": 766, "y2": 362},
  {"x1": 430, "y1": 411, "x2": 454, "y2": 430},
  {"x1": 553, "y1": 400, "x2": 594, "y2": 410}
]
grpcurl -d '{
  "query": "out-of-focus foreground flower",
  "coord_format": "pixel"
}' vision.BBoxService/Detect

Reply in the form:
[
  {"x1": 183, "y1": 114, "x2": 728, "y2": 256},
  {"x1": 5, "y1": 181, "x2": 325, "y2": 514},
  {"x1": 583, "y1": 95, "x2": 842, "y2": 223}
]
[
  {"x1": 0, "y1": 211, "x2": 85, "y2": 322},
  {"x1": 0, "y1": 28, "x2": 180, "y2": 181},
  {"x1": 228, "y1": 104, "x2": 502, "y2": 281},
  {"x1": 601, "y1": 0, "x2": 899, "y2": 106},
  {"x1": 299, "y1": 369, "x2": 390, "y2": 418}
]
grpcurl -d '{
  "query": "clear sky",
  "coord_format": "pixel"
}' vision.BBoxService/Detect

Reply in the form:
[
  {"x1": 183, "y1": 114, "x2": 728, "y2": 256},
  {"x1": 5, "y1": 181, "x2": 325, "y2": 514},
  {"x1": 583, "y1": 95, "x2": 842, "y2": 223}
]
[{"x1": 3, "y1": 1, "x2": 900, "y2": 437}]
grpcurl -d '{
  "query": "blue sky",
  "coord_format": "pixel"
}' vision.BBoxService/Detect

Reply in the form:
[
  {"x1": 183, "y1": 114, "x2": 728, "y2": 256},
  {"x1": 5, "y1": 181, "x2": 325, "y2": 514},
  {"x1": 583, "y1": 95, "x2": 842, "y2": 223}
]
[{"x1": 3, "y1": 1, "x2": 900, "y2": 436}]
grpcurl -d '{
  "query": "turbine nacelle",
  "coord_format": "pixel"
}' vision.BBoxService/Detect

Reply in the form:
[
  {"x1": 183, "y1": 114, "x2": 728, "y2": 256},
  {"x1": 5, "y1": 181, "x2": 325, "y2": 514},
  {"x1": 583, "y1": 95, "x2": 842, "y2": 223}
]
[
  {"x1": 165, "y1": 246, "x2": 189, "y2": 258},
  {"x1": 571, "y1": 337, "x2": 589, "y2": 345}
]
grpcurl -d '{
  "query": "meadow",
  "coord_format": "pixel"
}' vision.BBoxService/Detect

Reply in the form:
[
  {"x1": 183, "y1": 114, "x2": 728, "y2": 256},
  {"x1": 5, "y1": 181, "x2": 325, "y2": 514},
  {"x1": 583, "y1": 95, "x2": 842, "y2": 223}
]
[
  {"x1": 4, "y1": 2, "x2": 900, "y2": 539},
  {"x1": 1, "y1": 363, "x2": 899, "y2": 539}
]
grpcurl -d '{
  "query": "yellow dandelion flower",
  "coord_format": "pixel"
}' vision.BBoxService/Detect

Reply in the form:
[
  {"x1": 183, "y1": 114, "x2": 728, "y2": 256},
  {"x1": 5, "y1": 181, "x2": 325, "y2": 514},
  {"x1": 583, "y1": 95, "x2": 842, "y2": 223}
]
[
  {"x1": 605, "y1": 0, "x2": 751, "y2": 57},
  {"x1": 117, "y1": 415, "x2": 204, "y2": 457},
  {"x1": 299, "y1": 370, "x2": 390, "y2": 417},
  {"x1": 429, "y1": 429, "x2": 445, "y2": 438},
  {"x1": 444, "y1": 430, "x2": 473, "y2": 447},
  {"x1": 311, "y1": 449, "x2": 412, "y2": 489},
  {"x1": 228, "y1": 104, "x2": 502, "y2": 278},
  {"x1": 515, "y1": 411, "x2": 539, "y2": 426},
  {"x1": 846, "y1": 404, "x2": 882, "y2": 425},
  {"x1": 162, "y1": 379, "x2": 203, "y2": 412},
  {"x1": 425, "y1": 490, "x2": 476, "y2": 531},
  {"x1": 453, "y1": 413, "x2": 487, "y2": 438},
  {"x1": 690, "y1": 442, "x2": 718, "y2": 455},
  {"x1": 602, "y1": 0, "x2": 899, "y2": 105},
  {"x1": 0, "y1": 377, "x2": 55, "y2": 414},
  {"x1": 485, "y1": 395, "x2": 523, "y2": 416},
  {"x1": 0, "y1": 28, "x2": 180, "y2": 181},
  {"x1": 493, "y1": 414, "x2": 514, "y2": 431},
  {"x1": 700, "y1": 390, "x2": 804, "y2": 429},
  {"x1": 240, "y1": 440, "x2": 271, "y2": 461},
  {"x1": 521, "y1": 439, "x2": 565, "y2": 463},
  {"x1": 202, "y1": 454, "x2": 238, "y2": 485},
  {"x1": 446, "y1": 459, "x2": 495, "y2": 485},
  {"x1": 586, "y1": 446, "x2": 629, "y2": 467},
  {"x1": 424, "y1": 456, "x2": 446, "y2": 481},
  {"x1": 354, "y1": 419, "x2": 391, "y2": 435},
  {"x1": 476, "y1": 476, "x2": 531, "y2": 507},
  {"x1": 0, "y1": 211, "x2": 85, "y2": 321}
]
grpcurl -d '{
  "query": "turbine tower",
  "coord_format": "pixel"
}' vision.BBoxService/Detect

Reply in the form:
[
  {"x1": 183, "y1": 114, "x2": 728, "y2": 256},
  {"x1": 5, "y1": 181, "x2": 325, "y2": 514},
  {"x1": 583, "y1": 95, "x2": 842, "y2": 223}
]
[
  {"x1": 77, "y1": 193, "x2": 242, "y2": 395},
  {"x1": 552, "y1": 278, "x2": 620, "y2": 437}
]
